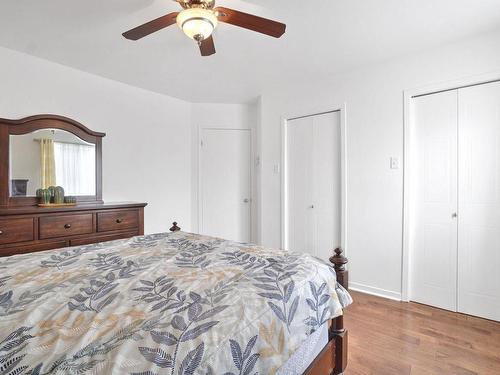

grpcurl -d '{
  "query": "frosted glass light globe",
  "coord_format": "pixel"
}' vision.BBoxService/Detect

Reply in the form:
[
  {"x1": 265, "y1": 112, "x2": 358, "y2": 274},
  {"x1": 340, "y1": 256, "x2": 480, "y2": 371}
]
[{"x1": 177, "y1": 8, "x2": 218, "y2": 41}]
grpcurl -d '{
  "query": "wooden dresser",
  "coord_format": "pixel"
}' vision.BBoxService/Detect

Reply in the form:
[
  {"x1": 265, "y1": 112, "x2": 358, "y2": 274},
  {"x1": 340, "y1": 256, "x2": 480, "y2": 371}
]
[
  {"x1": 0, "y1": 115, "x2": 149, "y2": 257},
  {"x1": 0, "y1": 202, "x2": 146, "y2": 257}
]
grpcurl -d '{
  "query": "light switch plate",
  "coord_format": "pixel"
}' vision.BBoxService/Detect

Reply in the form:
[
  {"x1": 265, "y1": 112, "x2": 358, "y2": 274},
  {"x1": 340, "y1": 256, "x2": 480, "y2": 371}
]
[
  {"x1": 390, "y1": 157, "x2": 400, "y2": 169},
  {"x1": 391, "y1": 157, "x2": 399, "y2": 169}
]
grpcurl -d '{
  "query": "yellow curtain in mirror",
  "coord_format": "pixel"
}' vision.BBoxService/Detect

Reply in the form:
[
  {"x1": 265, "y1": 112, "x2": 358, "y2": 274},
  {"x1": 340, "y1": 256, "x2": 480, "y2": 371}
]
[{"x1": 40, "y1": 139, "x2": 56, "y2": 188}]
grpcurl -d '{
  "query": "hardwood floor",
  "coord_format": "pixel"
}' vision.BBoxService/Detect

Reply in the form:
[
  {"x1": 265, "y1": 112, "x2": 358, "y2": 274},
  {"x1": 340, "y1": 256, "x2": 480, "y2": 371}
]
[{"x1": 344, "y1": 291, "x2": 500, "y2": 375}]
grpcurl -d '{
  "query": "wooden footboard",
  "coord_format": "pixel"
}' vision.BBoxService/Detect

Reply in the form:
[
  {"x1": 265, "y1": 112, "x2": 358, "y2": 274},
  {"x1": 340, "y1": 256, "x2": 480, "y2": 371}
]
[{"x1": 303, "y1": 248, "x2": 349, "y2": 375}]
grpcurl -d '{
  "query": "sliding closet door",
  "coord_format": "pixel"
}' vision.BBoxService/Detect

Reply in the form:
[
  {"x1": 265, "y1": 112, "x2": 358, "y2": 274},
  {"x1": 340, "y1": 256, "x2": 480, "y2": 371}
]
[
  {"x1": 411, "y1": 91, "x2": 458, "y2": 311},
  {"x1": 287, "y1": 117, "x2": 314, "y2": 254},
  {"x1": 458, "y1": 81, "x2": 500, "y2": 321},
  {"x1": 313, "y1": 112, "x2": 342, "y2": 260},
  {"x1": 286, "y1": 112, "x2": 341, "y2": 260}
]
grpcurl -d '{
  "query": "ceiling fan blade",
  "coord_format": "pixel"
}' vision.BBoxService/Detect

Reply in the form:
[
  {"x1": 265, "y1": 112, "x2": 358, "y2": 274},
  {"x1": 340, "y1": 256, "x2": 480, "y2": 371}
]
[
  {"x1": 123, "y1": 12, "x2": 179, "y2": 40},
  {"x1": 215, "y1": 7, "x2": 286, "y2": 38},
  {"x1": 199, "y1": 35, "x2": 216, "y2": 56}
]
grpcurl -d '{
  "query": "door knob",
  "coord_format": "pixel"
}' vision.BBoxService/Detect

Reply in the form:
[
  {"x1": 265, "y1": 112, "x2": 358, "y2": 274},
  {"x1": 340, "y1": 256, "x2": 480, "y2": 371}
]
[
  {"x1": 243, "y1": 198, "x2": 250, "y2": 203},
  {"x1": 452, "y1": 213, "x2": 458, "y2": 219},
  {"x1": 309, "y1": 205, "x2": 315, "y2": 209}
]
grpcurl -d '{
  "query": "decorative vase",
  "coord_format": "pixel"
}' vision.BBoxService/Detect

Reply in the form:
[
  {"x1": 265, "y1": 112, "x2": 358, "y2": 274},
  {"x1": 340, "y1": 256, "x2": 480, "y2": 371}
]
[
  {"x1": 48, "y1": 186, "x2": 56, "y2": 203},
  {"x1": 40, "y1": 189, "x2": 51, "y2": 204},
  {"x1": 54, "y1": 186, "x2": 65, "y2": 204},
  {"x1": 36, "y1": 188, "x2": 44, "y2": 198}
]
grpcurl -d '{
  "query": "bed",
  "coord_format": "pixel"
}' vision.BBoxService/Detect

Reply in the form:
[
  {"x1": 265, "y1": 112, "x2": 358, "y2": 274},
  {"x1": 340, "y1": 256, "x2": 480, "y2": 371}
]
[{"x1": 0, "y1": 229, "x2": 352, "y2": 375}]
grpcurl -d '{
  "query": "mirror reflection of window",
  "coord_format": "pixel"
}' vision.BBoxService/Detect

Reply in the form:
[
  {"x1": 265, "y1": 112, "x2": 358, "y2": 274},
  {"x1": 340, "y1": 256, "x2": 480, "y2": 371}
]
[
  {"x1": 9, "y1": 129, "x2": 96, "y2": 197},
  {"x1": 54, "y1": 141, "x2": 95, "y2": 196}
]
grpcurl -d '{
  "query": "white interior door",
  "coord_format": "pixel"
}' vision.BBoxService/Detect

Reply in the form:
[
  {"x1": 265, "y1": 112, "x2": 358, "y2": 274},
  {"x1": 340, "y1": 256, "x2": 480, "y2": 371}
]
[
  {"x1": 411, "y1": 90, "x2": 458, "y2": 311},
  {"x1": 286, "y1": 111, "x2": 341, "y2": 260},
  {"x1": 200, "y1": 128, "x2": 251, "y2": 243},
  {"x1": 458, "y1": 81, "x2": 500, "y2": 321}
]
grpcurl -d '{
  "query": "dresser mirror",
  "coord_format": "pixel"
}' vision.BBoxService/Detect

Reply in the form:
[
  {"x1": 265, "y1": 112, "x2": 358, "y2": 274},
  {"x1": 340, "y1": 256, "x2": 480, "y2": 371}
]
[
  {"x1": 9, "y1": 129, "x2": 96, "y2": 197},
  {"x1": 0, "y1": 115, "x2": 105, "y2": 207}
]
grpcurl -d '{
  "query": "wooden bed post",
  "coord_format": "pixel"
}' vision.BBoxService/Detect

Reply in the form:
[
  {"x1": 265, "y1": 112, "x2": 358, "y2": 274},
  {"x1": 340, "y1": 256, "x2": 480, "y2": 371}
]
[
  {"x1": 330, "y1": 248, "x2": 348, "y2": 289},
  {"x1": 170, "y1": 222, "x2": 181, "y2": 232},
  {"x1": 329, "y1": 248, "x2": 348, "y2": 375}
]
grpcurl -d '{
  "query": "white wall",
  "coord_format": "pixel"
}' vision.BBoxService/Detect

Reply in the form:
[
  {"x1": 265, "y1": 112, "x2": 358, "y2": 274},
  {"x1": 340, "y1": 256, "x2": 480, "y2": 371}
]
[
  {"x1": 0, "y1": 46, "x2": 193, "y2": 234},
  {"x1": 190, "y1": 102, "x2": 259, "y2": 241},
  {"x1": 259, "y1": 29, "x2": 500, "y2": 299}
]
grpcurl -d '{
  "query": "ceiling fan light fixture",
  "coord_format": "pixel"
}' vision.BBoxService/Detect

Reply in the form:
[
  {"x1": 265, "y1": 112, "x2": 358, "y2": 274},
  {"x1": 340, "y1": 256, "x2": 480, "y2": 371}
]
[{"x1": 176, "y1": 8, "x2": 218, "y2": 41}]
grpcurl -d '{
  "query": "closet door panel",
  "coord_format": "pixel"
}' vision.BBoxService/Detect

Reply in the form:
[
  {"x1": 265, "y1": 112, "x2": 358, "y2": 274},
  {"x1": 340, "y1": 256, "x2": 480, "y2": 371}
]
[
  {"x1": 287, "y1": 117, "x2": 314, "y2": 254},
  {"x1": 313, "y1": 111, "x2": 342, "y2": 260},
  {"x1": 458, "y1": 81, "x2": 500, "y2": 321},
  {"x1": 411, "y1": 90, "x2": 458, "y2": 311}
]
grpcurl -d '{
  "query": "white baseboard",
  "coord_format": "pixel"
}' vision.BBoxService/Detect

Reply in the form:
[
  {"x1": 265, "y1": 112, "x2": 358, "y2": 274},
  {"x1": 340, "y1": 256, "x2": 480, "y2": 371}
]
[{"x1": 349, "y1": 282, "x2": 402, "y2": 301}]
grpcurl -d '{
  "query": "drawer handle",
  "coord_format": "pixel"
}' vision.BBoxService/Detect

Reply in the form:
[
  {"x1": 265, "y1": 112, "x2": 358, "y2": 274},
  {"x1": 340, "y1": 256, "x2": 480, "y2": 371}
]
[
  {"x1": 64, "y1": 224, "x2": 72, "y2": 229},
  {"x1": 116, "y1": 219, "x2": 123, "y2": 224},
  {"x1": 0, "y1": 230, "x2": 3, "y2": 235}
]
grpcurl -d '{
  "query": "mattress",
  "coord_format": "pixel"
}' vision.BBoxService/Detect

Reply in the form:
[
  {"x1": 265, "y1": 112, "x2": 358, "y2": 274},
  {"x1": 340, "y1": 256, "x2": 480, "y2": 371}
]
[{"x1": 277, "y1": 323, "x2": 328, "y2": 374}]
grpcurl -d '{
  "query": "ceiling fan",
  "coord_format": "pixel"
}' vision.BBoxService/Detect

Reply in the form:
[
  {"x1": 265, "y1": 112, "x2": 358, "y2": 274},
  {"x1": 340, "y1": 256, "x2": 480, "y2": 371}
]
[{"x1": 122, "y1": 0, "x2": 286, "y2": 56}]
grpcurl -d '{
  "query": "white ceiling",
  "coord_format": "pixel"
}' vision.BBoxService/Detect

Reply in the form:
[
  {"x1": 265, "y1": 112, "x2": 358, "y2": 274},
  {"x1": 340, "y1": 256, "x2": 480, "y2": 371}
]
[{"x1": 1, "y1": 0, "x2": 500, "y2": 103}]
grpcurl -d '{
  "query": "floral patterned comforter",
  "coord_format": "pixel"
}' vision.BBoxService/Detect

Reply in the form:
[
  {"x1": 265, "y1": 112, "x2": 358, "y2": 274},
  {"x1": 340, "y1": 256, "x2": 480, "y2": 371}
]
[{"x1": 0, "y1": 232, "x2": 352, "y2": 375}]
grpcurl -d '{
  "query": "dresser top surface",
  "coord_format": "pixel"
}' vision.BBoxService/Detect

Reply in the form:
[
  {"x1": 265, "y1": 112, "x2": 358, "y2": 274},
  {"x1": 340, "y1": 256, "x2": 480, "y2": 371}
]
[{"x1": 0, "y1": 202, "x2": 147, "y2": 216}]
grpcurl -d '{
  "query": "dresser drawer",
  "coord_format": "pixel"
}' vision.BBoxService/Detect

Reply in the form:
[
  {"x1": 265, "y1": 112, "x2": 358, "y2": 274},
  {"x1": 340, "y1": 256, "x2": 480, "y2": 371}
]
[
  {"x1": 0, "y1": 218, "x2": 34, "y2": 245},
  {"x1": 39, "y1": 214, "x2": 93, "y2": 240},
  {"x1": 97, "y1": 210, "x2": 139, "y2": 232},
  {"x1": 0, "y1": 240, "x2": 67, "y2": 257}
]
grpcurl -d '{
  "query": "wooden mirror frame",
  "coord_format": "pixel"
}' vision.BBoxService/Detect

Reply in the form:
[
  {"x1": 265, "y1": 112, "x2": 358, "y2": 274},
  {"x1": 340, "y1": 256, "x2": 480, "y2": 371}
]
[{"x1": 0, "y1": 115, "x2": 105, "y2": 208}]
